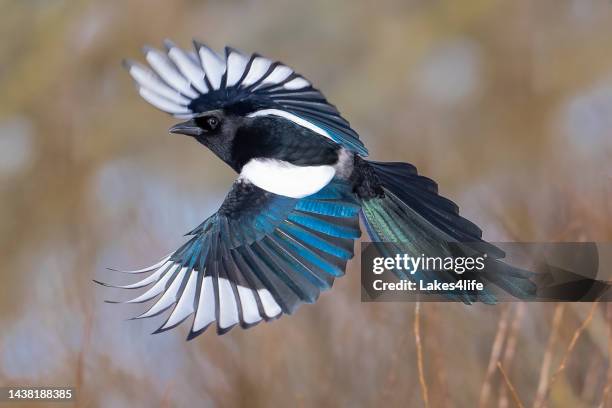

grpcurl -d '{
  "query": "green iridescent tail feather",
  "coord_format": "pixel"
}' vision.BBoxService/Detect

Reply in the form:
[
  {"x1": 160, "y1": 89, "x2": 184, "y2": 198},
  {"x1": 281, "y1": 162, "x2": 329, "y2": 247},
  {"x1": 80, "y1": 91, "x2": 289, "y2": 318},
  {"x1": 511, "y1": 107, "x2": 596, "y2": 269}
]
[{"x1": 358, "y1": 159, "x2": 536, "y2": 303}]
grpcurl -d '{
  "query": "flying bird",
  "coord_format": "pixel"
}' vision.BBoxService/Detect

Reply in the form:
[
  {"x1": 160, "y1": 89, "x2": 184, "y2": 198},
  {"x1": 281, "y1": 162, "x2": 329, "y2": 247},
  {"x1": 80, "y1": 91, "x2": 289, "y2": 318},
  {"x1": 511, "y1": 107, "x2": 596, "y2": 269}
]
[{"x1": 98, "y1": 40, "x2": 535, "y2": 339}]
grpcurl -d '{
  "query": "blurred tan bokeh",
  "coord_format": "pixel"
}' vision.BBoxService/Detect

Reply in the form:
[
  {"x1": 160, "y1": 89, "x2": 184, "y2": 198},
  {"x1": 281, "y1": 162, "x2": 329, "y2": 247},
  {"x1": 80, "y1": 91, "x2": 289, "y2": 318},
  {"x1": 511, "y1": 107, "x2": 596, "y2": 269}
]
[{"x1": 1, "y1": 1, "x2": 612, "y2": 407}]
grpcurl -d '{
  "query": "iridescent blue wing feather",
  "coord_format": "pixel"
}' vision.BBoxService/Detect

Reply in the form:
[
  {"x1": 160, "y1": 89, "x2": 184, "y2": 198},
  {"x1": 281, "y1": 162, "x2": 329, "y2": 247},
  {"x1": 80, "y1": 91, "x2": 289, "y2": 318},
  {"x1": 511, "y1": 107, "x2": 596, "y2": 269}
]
[{"x1": 99, "y1": 179, "x2": 361, "y2": 338}]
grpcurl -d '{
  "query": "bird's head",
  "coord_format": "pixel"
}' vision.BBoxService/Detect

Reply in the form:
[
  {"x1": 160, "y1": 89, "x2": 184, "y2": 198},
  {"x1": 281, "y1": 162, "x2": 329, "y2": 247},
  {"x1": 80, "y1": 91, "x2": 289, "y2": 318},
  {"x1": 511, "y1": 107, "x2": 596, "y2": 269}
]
[
  {"x1": 167, "y1": 107, "x2": 248, "y2": 167},
  {"x1": 169, "y1": 112, "x2": 222, "y2": 138},
  {"x1": 168, "y1": 109, "x2": 240, "y2": 142}
]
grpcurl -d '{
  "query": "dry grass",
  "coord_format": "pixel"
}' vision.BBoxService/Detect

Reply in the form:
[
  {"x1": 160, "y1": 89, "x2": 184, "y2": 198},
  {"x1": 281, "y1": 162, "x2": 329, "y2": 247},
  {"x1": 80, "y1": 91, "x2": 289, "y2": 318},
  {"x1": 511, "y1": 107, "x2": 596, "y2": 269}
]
[
  {"x1": 428, "y1": 304, "x2": 453, "y2": 408},
  {"x1": 498, "y1": 362, "x2": 525, "y2": 408},
  {"x1": 533, "y1": 304, "x2": 565, "y2": 408},
  {"x1": 498, "y1": 304, "x2": 526, "y2": 408},
  {"x1": 542, "y1": 302, "x2": 600, "y2": 408},
  {"x1": 598, "y1": 303, "x2": 612, "y2": 408},
  {"x1": 480, "y1": 305, "x2": 511, "y2": 408},
  {"x1": 415, "y1": 301, "x2": 429, "y2": 408}
]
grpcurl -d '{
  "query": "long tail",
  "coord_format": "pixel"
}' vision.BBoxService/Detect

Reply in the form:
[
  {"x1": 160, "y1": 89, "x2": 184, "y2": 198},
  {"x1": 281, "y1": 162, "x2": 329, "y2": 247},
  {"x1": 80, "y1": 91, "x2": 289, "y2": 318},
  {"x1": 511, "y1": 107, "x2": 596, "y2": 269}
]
[{"x1": 354, "y1": 157, "x2": 536, "y2": 303}]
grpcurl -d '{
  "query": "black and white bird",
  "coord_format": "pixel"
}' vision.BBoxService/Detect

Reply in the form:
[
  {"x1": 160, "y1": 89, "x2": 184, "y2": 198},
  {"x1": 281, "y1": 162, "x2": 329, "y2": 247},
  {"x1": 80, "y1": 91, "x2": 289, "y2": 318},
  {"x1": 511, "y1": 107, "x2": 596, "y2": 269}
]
[{"x1": 98, "y1": 40, "x2": 535, "y2": 339}]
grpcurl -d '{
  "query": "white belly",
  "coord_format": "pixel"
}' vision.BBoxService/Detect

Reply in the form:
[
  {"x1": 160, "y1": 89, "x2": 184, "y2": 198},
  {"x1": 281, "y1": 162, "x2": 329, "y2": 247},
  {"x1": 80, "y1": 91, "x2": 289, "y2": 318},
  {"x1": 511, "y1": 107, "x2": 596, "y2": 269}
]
[{"x1": 239, "y1": 158, "x2": 336, "y2": 198}]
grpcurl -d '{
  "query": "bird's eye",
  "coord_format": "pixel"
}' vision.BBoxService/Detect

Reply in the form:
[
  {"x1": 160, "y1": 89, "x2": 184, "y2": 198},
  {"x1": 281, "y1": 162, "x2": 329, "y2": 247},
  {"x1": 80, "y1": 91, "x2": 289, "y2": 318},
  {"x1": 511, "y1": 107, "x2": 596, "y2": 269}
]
[
  {"x1": 206, "y1": 117, "x2": 218, "y2": 130},
  {"x1": 195, "y1": 115, "x2": 220, "y2": 132}
]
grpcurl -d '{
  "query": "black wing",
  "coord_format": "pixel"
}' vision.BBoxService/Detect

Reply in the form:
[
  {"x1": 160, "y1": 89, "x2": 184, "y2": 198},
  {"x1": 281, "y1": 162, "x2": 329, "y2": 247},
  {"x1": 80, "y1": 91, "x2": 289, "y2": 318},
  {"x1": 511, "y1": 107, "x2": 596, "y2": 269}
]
[
  {"x1": 99, "y1": 179, "x2": 361, "y2": 338},
  {"x1": 124, "y1": 40, "x2": 368, "y2": 155}
]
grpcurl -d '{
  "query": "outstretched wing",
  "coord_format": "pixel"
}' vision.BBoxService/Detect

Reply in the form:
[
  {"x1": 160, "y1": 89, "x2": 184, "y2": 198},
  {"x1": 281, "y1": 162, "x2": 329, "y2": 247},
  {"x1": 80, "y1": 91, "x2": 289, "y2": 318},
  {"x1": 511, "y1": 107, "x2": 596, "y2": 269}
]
[
  {"x1": 99, "y1": 179, "x2": 361, "y2": 338},
  {"x1": 124, "y1": 40, "x2": 368, "y2": 155}
]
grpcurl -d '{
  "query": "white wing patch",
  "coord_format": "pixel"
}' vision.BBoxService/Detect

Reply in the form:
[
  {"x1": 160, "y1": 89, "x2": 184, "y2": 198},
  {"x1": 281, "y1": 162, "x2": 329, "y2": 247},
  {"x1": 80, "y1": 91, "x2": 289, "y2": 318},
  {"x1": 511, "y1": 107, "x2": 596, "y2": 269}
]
[
  {"x1": 258, "y1": 289, "x2": 283, "y2": 317},
  {"x1": 197, "y1": 44, "x2": 226, "y2": 90},
  {"x1": 241, "y1": 56, "x2": 273, "y2": 86},
  {"x1": 165, "y1": 40, "x2": 207, "y2": 93},
  {"x1": 239, "y1": 159, "x2": 335, "y2": 198},
  {"x1": 193, "y1": 275, "x2": 216, "y2": 332},
  {"x1": 126, "y1": 264, "x2": 181, "y2": 304},
  {"x1": 160, "y1": 270, "x2": 198, "y2": 329},
  {"x1": 107, "y1": 254, "x2": 172, "y2": 274},
  {"x1": 283, "y1": 77, "x2": 310, "y2": 90},
  {"x1": 225, "y1": 49, "x2": 250, "y2": 87},
  {"x1": 138, "y1": 87, "x2": 191, "y2": 115},
  {"x1": 144, "y1": 47, "x2": 198, "y2": 99},
  {"x1": 127, "y1": 64, "x2": 191, "y2": 105},
  {"x1": 137, "y1": 266, "x2": 189, "y2": 318},
  {"x1": 102, "y1": 258, "x2": 281, "y2": 336},
  {"x1": 255, "y1": 64, "x2": 293, "y2": 89},
  {"x1": 237, "y1": 286, "x2": 262, "y2": 324},
  {"x1": 218, "y1": 278, "x2": 240, "y2": 329},
  {"x1": 125, "y1": 40, "x2": 313, "y2": 119}
]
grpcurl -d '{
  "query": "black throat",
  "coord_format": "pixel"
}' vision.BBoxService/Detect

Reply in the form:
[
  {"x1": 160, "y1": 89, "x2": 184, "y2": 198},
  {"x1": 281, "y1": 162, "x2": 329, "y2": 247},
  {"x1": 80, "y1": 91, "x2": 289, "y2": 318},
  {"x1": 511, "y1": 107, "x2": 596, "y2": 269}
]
[
  {"x1": 193, "y1": 113, "x2": 341, "y2": 174},
  {"x1": 230, "y1": 116, "x2": 340, "y2": 171}
]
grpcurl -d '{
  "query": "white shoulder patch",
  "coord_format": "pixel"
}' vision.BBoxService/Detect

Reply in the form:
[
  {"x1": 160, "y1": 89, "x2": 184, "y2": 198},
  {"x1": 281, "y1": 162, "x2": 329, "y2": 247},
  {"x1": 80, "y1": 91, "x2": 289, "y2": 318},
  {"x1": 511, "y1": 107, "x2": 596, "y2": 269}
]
[
  {"x1": 239, "y1": 159, "x2": 335, "y2": 198},
  {"x1": 246, "y1": 109, "x2": 335, "y2": 142}
]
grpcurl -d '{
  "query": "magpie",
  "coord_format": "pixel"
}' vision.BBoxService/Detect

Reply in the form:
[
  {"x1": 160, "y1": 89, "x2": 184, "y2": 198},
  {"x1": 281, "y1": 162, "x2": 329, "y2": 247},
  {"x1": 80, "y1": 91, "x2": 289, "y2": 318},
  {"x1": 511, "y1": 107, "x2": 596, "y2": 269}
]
[{"x1": 98, "y1": 40, "x2": 536, "y2": 338}]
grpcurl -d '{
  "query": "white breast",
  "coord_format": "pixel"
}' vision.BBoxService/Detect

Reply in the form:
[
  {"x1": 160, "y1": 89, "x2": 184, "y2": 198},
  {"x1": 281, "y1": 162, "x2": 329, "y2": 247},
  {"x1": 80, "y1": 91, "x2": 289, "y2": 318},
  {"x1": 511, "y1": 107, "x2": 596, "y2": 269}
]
[{"x1": 239, "y1": 158, "x2": 336, "y2": 198}]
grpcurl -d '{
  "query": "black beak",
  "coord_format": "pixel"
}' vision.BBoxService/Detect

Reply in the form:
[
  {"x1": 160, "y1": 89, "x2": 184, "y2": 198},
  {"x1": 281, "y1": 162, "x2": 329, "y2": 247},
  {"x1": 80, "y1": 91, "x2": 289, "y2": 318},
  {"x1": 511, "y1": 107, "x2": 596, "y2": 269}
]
[{"x1": 169, "y1": 119, "x2": 202, "y2": 137}]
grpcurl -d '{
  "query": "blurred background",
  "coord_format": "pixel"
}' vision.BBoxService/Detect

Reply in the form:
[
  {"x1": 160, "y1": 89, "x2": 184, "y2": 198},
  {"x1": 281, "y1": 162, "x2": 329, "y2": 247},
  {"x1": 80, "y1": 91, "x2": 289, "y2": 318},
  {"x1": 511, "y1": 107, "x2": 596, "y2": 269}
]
[{"x1": 1, "y1": 0, "x2": 612, "y2": 407}]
